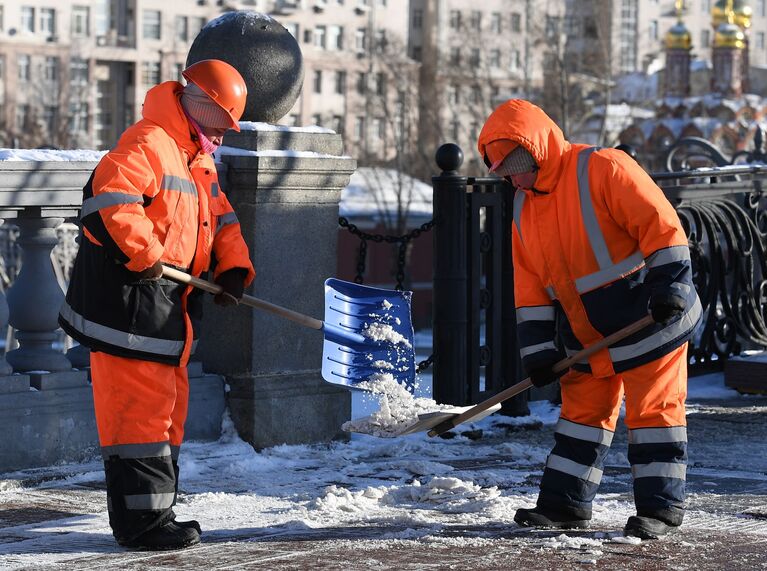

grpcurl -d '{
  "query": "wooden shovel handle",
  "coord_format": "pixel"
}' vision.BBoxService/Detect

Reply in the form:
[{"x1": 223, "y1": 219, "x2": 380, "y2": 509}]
[
  {"x1": 161, "y1": 266, "x2": 323, "y2": 330},
  {"x1": 427, "y1": 314, "x2": 656, "y2": 437}
]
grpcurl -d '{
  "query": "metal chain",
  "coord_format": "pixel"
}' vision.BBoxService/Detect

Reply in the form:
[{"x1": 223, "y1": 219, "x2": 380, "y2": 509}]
[
  {"x1": 416, "y1": 353, "x2": 434, "y2": 373},
  {"x1": 339, "y1": 217, "x2": 435, "y2": 289}
]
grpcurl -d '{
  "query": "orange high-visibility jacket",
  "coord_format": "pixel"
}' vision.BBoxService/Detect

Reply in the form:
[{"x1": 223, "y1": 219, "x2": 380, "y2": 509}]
[
  {"x1": 60, "y1": 81, "x2": 255, "y2": 366},
  {"x1": 478, "y1": 100, "x2": 701, "y2": 377}
]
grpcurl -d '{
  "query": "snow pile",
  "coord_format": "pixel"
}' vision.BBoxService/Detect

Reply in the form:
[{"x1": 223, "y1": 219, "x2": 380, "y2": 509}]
[
  {"x1": 238, "y1": 122, "x2": 335, "y2": 134},
  {"x1": 214, "y1": 146, "x2": 349, "y2": 159},
  {"x1": 342, "y1": 376, "x2": 451, "y2": 437},
  {"x1": 310, "y1": 477, "x2": 500, "y2": 516},
  {"x1": 540, "y1": 534, "x2": 604, "y2": 550},
  {"x1": 362, "y1": 322, "x2": 412, "y2": 347},
  {"x1": 340, "y1": 167, "x2": 433, "y2": 220}
]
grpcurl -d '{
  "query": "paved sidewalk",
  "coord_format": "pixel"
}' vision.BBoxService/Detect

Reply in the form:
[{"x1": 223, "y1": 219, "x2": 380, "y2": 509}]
[{"x1": 1, "y1": 394, "x2": 766, "y2": 570}]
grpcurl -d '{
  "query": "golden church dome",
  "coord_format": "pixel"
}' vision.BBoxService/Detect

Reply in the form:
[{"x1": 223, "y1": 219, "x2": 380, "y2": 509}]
[
  {"x1": 666, "y1": 21, "x2": 692, "y2": 50},
  {"x1": 714, "y1": 21, "x2": 746, "y2": 48},
  {"x1": 713, "y1": 0, "x2": 752, "y2": 30}
]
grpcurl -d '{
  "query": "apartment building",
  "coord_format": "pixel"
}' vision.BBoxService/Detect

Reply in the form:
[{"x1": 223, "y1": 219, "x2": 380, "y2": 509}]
[{"x1": 410, "y1": 0, "x2": 562, "y2": 175}]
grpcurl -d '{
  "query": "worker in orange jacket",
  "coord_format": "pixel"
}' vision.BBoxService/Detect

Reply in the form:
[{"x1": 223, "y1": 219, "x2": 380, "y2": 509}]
[
  {"x1": 478, "y1": 100, "x2": 701, "y2": 540},
  {"x1": 59, "y1": 60, "x2": 255, "y2": 551}
]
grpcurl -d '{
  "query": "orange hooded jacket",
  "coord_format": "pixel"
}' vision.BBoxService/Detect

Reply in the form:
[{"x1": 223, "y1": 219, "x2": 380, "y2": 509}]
[
  {"x1": 60, "y1": 81, "x2": 255, "y2": 366},
  {"x1": 478, "y1": 100, "x2": 701, "y2": 377}
]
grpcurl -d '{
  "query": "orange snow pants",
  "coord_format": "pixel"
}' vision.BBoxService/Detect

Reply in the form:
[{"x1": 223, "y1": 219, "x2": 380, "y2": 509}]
[
  {"x1": 537, "y1": 344, "x2": 688, "y2": 525},
  {"x1": 90, "y1": 351, "x2": 189, "y2": 542}
]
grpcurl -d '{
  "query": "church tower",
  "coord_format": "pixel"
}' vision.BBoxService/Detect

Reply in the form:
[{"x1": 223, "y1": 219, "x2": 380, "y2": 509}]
[
  {"x1": 664, "y1": 0, "x2": 692, "y2": 98},
  {"x1": 711, "y1": 0, "x2": 747, "y2": 97}
]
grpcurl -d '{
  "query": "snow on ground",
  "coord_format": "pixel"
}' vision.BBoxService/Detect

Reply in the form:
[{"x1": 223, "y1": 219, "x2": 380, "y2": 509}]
[
  {"x1": 0, "y1": 368, "x2": 764, "y2": 568},
  {"x1": 0, "y1": 148, "x2": 106, "y2": 161}
]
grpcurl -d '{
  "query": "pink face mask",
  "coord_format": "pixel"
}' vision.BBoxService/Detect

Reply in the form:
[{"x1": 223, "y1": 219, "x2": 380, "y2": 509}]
[
  {"x1": 510, "y1": 170, "x2": 539, "y2": 191},
  {"x1": 183, "y1": 108, "x2": 220, "y2": 154}
]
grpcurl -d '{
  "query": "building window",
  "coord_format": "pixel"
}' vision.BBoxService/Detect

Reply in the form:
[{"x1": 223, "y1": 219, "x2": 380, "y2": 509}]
[
  {"x1": 17, "y1": 54, "x2": 31, "y2": 82},
  {"x1": 701, "y1": 0, "x2": 710, "y2": 11},
  {"x1": 142, "y1": 61, "x2": 160, "y2": 86},
  {"x1": 313, "y1": 70, "x2": 322, "y2": 93},
  {"x1": 314, "y1": 25, "x2": 326, "y2": 49},
  {"x1": 450, "y1": 47, "x2": 461, "y2": 66},
  {"x1": 511, "y1": 12, "x2": 521, "y2": 32},
  {"x1": 69, "y1": 102, "x2": 89, "y2": 134},
  {"x1": 759, "y1": 0, "x2": 766, "y2": 17},
  {"x1": 356, "y1": 72, "x2": 366, "y2": 94},
  {"x1": 375, "y1": 72, "x2": 385, "y2": 96},
  {"x1": 757, "y1": 31, "x2": 766, "y2": 50},
  {"x1": 375, "y1": 29, "x2": 387, "y2": 50},
  {"x1": 510, "y1": 49, "x2": 521, "y2": 71},
  {"x1": 447, "y1": 85, "x2": 459, "y2": 105},
  {"x1": 40, "y1": 8, "x2": 56, "y2": 38},
  {"x1": 16, "y1": 104, "x2": 30, "y2": 130},
  {"x1": 189, "y1": 17, "x2": 205, "y2": 40},
  {"x1": 451, "y1": 119, "x2": 460, "y2": 141},
  {"x1": 44, "y1": 56, "x2": 58, "y2": 81},
  {"x1": 70, "y1": 58, "x2": 89, "y2": 84},
  {"x1": 449, "y1": 10, "x2": 461, "y2": 30},
  {"x1": 470, "y1": 48, "x2": 480, "y2": 66},
  {"x1": 335, "y1": 70, "x2": 346, "y2": 94},
  {"x1": 649, "y1": 20, "x2": 658, "y2": 41},
  {"x1": 328, "y1": 25, "x2": 343, "y2": 50},
  {"x1": 0, "y1": 6, "x2": 4, "y2": 31},
  {"x1": 489, "y1": 49, "x2": 501, "y2": 68},
  {"x1": 175, "y1": 16, "x2": 188, "y2": 42},
  {"x1": 470, "y1": 11, "x2": 481, "y2": 30},
  {"x1": 312, "y1": 113, "x2": 322, "y2": 126},
  {"x1": 21, "y1": 6, "x2": 35, "y2": 33},
  {"x1": 701, "y1": 29, "x2": 710, "y2": 47},
  {"x1": 355, "y1": 116, "x2": 364, "y2": 141},
  {"x1": 491, "y1": 12, "x2": 502, "y2": 33},
  {"x1": 470, "y1": 85, "x2": 481, "y2": 104},
  {"x1": 72, "y1": 6, "x2": 89, "y2": 37},
  {"x1": 43, "y1": 106, "x2": 57, "y2": 135},
  {"x1": 372, "y1": 117, "x2": 384, "y2": 140},
  {"x1": 331, "y1": 115, "x2": 343, "y2": 135},
  {"x1": 355, "y1": 28, "x2": 367, "y2": 52},
  {"x1": 143, "y1": 10, "x2": 161, "y2": 40},
  {"x1": 413, "y1": 9, "x2": 423, "y2": 29},
  {"x1": 175, "y1": 63, "x2": 184, "y2": 82}
]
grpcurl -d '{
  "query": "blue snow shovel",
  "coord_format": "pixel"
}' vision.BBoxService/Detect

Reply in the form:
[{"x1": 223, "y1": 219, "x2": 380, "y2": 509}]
[{"x1": 162, "y1": 267, "x2": 416, "y2": 388}]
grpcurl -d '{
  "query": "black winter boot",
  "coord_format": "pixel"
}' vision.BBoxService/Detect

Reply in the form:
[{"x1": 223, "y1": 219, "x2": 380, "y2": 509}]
[
  {"x1": 118, "y1": 520, "x2": 201, "y2": 551},
  {"x1": 173, "y1": 518, "x2": 202, "y2": 534},
  {"x1": 624, "y1": 515, "x2": 679, "y2": 540},
  {"x1": 514, "y1": 506, "x2": 590, "y2": 529}
]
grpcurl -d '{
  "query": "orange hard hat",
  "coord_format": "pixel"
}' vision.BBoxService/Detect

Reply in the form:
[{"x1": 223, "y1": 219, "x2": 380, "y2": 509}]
[
  {"x1": 486, "y1": 139, "x2": 518, "y2": 172},
  {"x1": 182, "y1": 59, "x2": 247, "y2": 132}
]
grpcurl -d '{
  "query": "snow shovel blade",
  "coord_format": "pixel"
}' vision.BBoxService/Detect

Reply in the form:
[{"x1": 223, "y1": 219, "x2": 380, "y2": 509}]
[{"x1": 321, "y1": 278, "x2": 415, "y2": 389}]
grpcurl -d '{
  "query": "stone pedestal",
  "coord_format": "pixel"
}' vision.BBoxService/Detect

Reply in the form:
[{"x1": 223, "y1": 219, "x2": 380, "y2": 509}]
[{"x1": 198, "y1": 127, "x2": 355, "y2": 449}]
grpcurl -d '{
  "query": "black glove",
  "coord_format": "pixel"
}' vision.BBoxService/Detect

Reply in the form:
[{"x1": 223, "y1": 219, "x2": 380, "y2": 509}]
[
  {"x1": 527, "y1": 362, "x2": 565, "y2": 388},
  {"x1": 214, "y1": 268, "x2": 248, "y2": 307},
  {"x1": 649, "y1": 291, "x2": 686, "y2": 324},
  {"x1": 135, "y1": 260, "x2": 163, "y2": 281}
]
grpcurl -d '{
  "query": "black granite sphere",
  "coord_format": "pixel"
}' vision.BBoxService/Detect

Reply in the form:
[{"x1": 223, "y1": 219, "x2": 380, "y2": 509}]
[{"x1": 186, "y1": 11, "x2": 303, "y2": 123}]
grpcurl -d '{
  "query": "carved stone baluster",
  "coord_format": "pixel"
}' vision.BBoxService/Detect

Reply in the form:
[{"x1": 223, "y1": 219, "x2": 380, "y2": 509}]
[{"x1": 6, "y1": 211, "x2": 72, "y2": 373}]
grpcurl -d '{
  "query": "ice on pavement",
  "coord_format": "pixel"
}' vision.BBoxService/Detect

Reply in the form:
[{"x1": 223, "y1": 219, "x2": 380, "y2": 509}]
[{"x1": 1, "y1": 371, "x2": 764, "y2": 568}]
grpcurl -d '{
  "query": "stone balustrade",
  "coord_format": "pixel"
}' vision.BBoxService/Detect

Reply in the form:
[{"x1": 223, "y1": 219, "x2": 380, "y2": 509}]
[{"x1": 0, "y1": 126, "x2": 355, "y2": 471}]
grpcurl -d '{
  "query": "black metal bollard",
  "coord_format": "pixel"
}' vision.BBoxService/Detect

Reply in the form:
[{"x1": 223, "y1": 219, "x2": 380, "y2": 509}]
[{"x1": 432, "y1": 144, "x2": 469, "y2": 405}]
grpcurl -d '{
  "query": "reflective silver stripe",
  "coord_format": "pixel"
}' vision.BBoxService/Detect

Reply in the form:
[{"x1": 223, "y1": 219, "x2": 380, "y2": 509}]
[
  {"x1": 556, "y1": 418, "x2": 614, "y2": 446},
  {"x1": 646, "y1": 245, "x2": 691, "y2": 268},
  {"x1": 216, "y1": 212, "x2": 239, "y2": 234},
  {"x1": 516, "y1": 306, "x2": 555, "y2": 323},
  {"x1": 211, "y1": 181, "x2": 219, "y2": 197},
  {"x1": 546, "y1": 286, "x2": 556, "y2": 300},
  {"x1": 546, "y1": 454, "x2": 604, "y2": 485},
  {"x1": 519, "y1": 340, "x2": 557, "y2": 358},
  {"x1": 161, "y1": 174, "x2": 197, "y2": 195},
  {"x1": 101, "y1": 442, "x2": 171, "y2": 460},
  {"x1": 575, "y1": 251, "x2": 645, "y2": 293},
  {"x1": 125, "y1": 492, "x2": 176, "y2": 510},
  {"x1": 564, "y1": 346, "x2": 588, "y2": 364},
  {"x1": 81, "y1": 192, "x2": 143, "y2": 218},
  {"x1": 577, "y1": 147, "x2": 612, "y2": 269},
  {"x1": 170, "y1": 445, "x2": 180, "y2": 461},
  {"x1": 628, "y1": 426, "x2": 687, "y2": 445},
  {"x1": 609, "y1": 296, "x2": 702, "y2": 362},
  {"x1": 60, "y1": 302, "x2": 185, "y2": 357},
  {"x1": 632, "y1": 462, "x2": 687, "y2": 480},
  {"x1": 670, "y1": 282, "x2": 691, "y2": 295},
  {"x1": 513, "y1": 190, "x2": 526, "y2": 242}
]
